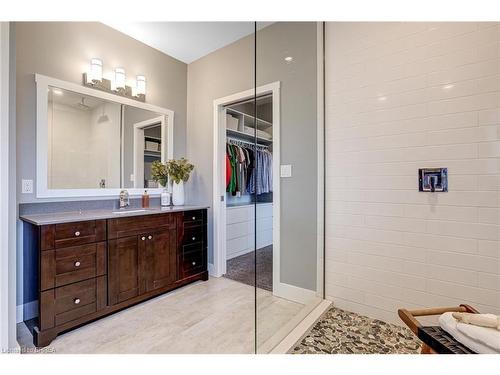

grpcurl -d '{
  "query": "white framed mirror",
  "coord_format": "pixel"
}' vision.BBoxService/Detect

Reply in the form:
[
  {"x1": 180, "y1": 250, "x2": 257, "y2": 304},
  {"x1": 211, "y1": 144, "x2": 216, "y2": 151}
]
[{"x1": 36, "y1": 74, "x2": 174, "y2": 198}]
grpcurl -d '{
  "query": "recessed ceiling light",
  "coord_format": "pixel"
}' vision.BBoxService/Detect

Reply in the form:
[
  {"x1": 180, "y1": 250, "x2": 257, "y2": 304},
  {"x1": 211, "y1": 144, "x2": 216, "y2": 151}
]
[
  {"x1": 377, "y1": 96, "x2": 387, "y2": 101},
  {"x1": 443, "y1": 84, "x2": 454, "y2": 90},
  {"x1": 52, "y1": 88, "x2": 63, "y2": 96},
  {"x1": 284, "y1": 56, "x2": 293, "y2": 63}
]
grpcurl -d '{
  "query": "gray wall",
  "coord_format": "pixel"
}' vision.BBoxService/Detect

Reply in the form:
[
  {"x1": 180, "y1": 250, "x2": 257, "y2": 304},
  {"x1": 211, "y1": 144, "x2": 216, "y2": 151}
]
[
  {"x1": 15, "y1": 22, "x2": 187, "y2": 203},
  {"x1": 187, "y1": 22, "x2": 318, "y2": 290}
]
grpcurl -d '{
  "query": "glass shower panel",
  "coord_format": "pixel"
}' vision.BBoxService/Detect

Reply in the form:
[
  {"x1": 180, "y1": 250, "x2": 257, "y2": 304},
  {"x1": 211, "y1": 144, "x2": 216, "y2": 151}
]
[
  {"x1": 162, "y1": 22, "x2": 258, "y2": 353},
  {"x1": 255, "y1": 22, "x2": 324, "y2": 353}
]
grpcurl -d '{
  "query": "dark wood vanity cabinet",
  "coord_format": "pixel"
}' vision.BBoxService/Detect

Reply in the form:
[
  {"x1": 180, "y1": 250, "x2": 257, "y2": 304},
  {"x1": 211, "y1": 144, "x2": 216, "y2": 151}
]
[
  {"x1": 24, "y1": 209, "x2": 208, "y2": 347},
  {"x1": 108, "y1": 229, "x2": 177, "y2": 305}
]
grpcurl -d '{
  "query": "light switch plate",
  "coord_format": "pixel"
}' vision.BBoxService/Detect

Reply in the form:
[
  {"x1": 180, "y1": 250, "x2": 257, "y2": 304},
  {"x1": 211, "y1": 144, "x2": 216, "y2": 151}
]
[
  {"x1": 22, "y1": 179, "x2": 33, "y2": 194},
  {"x1": 280, "y1": 164, "x2": 292, "y2": 178}
]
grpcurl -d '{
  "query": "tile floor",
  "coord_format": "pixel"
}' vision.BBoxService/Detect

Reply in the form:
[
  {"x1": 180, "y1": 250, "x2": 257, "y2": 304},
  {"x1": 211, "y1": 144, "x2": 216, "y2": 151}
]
[
  {"x1": 17, "y1": 277, "x2": 303, "y2": 354},
  {"x1": 290, "y1": 307, "x2": 422, "y2": 354}
]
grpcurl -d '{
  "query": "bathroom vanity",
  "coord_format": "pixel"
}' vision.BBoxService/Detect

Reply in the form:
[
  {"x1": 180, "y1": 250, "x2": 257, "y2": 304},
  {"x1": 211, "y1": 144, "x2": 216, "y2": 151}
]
[
  {"x1": 19, "y1": 73, "x2": 210, "y2": 347},
  {"x1": 20, "y1": 206, "x2": 208, "y2": 347}
]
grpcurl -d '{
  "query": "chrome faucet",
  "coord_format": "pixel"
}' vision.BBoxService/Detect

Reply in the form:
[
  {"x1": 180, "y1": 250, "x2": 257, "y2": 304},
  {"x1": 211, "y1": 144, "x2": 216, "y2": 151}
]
[{"x1": 119, "y1": 190, "x2": 130, "y2": 209}]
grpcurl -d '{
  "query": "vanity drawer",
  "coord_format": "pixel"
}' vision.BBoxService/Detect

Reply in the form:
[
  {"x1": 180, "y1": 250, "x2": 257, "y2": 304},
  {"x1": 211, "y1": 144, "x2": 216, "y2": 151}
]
[
  {"x1": 182, "y1": 225, "x2": 204, "y2": 245},
  {"x1": 40, "y1": 242, "x2": 106, "y2": 290},
  {"x1": 108, "y1": 213, "x2": 176, "y2": 239},
  {"x1": 50, "y1": 220, "x2": 106, "y2": 249},
  {"x1": 40, "y1": 276, "x2": 106, "y2": 330},
  {"x1": 180, "y1": 243, "x2": 206, "y2": 278},
  {"x1": 183, "y1": 210, "x2": 204, "y2": 227}
]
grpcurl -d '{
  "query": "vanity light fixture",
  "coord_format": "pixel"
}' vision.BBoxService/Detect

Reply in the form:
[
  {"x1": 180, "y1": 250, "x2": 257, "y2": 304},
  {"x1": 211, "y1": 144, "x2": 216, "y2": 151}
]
[
  {"x1": 136, "y1": 75, "x2": 146, "y2": 97},
  {"x1": 114, "y1": 68, "x2": 126, "y2": 91},
  {"x1": 89, "y1": 58, "x2": 103, "y2": 83},
  {"x1": 82, "y1": 61, "x2": 146, "y2": 102}
]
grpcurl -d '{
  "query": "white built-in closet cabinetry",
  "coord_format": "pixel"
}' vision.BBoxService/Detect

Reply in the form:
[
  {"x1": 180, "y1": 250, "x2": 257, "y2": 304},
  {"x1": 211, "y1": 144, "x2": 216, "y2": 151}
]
[{"x1": 226, "y1": 203, "x2": 273, "y2": 259}]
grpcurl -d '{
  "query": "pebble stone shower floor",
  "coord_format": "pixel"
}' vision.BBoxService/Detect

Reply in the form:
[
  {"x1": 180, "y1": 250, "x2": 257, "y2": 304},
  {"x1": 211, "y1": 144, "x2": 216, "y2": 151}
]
[{"x1": 290, "y1": 307, "x2": 422, "y2": 354}]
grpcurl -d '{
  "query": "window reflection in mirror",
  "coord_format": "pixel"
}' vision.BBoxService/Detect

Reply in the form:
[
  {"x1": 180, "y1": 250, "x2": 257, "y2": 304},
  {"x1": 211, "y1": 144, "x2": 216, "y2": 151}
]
[{"x1": 47, "y1": 86, "x2": 121, "y2": 189}]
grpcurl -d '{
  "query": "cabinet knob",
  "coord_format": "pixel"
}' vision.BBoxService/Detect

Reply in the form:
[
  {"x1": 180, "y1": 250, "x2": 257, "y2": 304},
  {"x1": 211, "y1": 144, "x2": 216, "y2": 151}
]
[
  {"x1": 74, "y1": 298, "x2": 81, "y2": 305},
  {"x1": 74, "y1": 261, "x2": 81, "y2": 267},
  {"x1": 75, "y1": 231, "x2": 81, "y2": 237},
  {"x1": 141, "y1": 236, "x2": 146, "y2": 241},
  {"x1": 148, "y1": 235, "x2": 153, "y2": 240},
  {"x1": 192, "y1": 236, "x2": 196, "y2": 241},
  {"x1": 192, "y1": 261, "x2": 196, "y2": 266}
]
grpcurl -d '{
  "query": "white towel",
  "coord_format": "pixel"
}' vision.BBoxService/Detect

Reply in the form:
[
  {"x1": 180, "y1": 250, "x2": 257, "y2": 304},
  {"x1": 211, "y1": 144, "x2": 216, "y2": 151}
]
[
  {"x1": 456, "y1": 314, "x2": 500, "y2": 352},
  {"x1": 439, "y1": 312, "x2": 500, "y2": 354}
]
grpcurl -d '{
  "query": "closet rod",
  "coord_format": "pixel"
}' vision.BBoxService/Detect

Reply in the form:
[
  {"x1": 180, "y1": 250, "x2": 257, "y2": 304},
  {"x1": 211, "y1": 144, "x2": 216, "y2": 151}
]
[{"x1": 227, "y1": 137, "x2": 269, "y2": 149}]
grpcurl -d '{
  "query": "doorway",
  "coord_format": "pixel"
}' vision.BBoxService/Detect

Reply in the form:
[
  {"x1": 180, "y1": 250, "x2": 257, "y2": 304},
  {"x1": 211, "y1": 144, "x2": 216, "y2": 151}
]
[
  {"x1": 212, "y1": 82, "x2": 281, "y2": 296},
  {"x1": 132, "y1": 115, "x2": 168, "y2": 188}
]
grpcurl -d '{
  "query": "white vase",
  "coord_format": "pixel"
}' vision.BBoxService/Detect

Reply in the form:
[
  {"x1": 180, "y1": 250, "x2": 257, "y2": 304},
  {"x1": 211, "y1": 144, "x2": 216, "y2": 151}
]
[{"x1": 172, "y1": 181, "x2": 185, "y2": 206}]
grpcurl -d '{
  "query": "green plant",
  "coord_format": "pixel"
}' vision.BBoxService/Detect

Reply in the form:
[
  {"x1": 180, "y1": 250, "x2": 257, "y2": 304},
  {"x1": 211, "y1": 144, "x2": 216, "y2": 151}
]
[
  {"x1": 151, "y1": 160, "x2": 168, "y2": 187},
  {"x1": 166, "y1": 158, "x2": 194, "y2": 184}
]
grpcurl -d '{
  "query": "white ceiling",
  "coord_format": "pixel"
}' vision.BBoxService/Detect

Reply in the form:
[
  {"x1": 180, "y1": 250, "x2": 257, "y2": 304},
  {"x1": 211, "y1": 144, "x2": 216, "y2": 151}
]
[{"x1": 104, "y1": 22, "x2": 273, "y2": 64}]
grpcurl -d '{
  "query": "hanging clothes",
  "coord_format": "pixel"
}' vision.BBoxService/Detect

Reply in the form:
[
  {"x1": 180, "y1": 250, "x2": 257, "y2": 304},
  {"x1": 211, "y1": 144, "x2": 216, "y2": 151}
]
[
  {"x1": 225, "y1": 153, "x2": 232, "y2": 188},
  {"x1": 225, "y1": 140, "x2": 272, "y2": 196},
  {"x1": 226, "y1": 144, "x2": 237, "y2": 194}
]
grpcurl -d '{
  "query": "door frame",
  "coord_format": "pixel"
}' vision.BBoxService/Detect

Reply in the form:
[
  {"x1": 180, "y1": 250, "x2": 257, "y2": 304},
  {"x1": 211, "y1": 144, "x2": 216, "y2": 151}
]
[
  {"x1": 0, "y1": 21, "x2": 17, "y2": 351},
  {"x1": 131, "y1": 115, "x2": 171, "y2": 188},
  {"x1": 212, "y1": 81, "x2": 281, "y2": 292}
]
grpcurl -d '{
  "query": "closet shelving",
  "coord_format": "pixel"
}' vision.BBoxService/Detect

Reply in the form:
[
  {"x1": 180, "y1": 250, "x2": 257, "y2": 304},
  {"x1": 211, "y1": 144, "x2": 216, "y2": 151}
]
[
  {"x1": 225, "y1": 105, "x2": 272, "y2": 145},
  {"x1": 144, "y1": 132, "x2": 161, "y2": 188},
  {"x1": 226, "y1": 107, "x2": 272, "y2": 131},
  {"x1": 144, "y1": 135, "x2": 162, "y2": 158}
]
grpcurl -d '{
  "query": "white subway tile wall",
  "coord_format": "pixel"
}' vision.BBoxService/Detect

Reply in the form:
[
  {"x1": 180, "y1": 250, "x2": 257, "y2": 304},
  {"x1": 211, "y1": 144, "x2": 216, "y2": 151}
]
[{"x1": 325, "y1": 22, "x2": 500, "y2": 325}]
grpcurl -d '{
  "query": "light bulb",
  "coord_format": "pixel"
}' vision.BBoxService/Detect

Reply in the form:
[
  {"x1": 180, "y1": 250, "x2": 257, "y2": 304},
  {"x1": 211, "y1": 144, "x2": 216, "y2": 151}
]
[
  {"x1": 136, "y1": 75, "x2": 146, "y2": 96},
  {"x1": 114, "y1": 68, "x2": 126, "y2": 90},
  {"x1": 89, "y1": 58, "x2": 102, "y2": 83}
]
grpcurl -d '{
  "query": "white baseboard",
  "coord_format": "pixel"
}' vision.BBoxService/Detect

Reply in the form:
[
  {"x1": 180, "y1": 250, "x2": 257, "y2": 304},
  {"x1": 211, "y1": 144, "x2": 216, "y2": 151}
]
[
  {"x1": 270, "y1": 299, "x2": 332, "y2": 353},
  {"x1": 16, "y1": 300, "x2": 38, "y2": 323},
  {"x1": 208, "y1": 263, "x2": 219, "y2": 277},
  {"x1": 273, "y1": 282, "x2": 317, "y2": 305}
]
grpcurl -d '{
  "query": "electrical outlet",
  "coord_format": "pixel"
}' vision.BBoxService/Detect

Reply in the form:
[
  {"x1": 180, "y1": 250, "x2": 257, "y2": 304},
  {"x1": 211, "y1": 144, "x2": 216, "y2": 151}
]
[{"x1": 22, "y1": 179, "x2": 34, "y2": 194}]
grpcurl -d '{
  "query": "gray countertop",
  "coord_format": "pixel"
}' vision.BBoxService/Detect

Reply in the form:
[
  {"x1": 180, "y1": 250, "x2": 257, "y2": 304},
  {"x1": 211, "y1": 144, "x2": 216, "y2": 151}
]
[{"x1": 20, "y1": 205, "x2": 210, "y2": 226}]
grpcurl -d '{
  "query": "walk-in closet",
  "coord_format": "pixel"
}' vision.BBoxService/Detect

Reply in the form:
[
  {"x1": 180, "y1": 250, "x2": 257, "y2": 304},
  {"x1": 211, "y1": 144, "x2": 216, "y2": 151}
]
[{"x1": 223, "y1": 94, "x2": 274, "y2": 291}]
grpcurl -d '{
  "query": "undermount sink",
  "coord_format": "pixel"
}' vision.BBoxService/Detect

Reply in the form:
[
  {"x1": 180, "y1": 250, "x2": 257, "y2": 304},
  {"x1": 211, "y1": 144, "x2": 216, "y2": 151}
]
[{"x1": 112, "y1": 209, "x2": 148, "y2": 215}]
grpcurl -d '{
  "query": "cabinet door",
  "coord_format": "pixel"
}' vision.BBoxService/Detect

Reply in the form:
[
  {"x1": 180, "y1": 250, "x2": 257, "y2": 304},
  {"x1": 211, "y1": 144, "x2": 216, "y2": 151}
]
[
  {"x1": 108, "y1": 236, "x2": 146, "y2": 305},
  {"x1": 145, "y1": 230, "x2": 177, "y2": 292}
]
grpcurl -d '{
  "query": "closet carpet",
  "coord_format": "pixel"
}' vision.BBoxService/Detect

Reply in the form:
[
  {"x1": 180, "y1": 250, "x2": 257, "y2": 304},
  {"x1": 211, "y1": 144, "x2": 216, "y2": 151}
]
[
  {"x1": 290, "y1": 307, "x2": 422, "y2": 354},
  {"x1": 224, "y1": 246, "x2": 272, "y2": 291}
]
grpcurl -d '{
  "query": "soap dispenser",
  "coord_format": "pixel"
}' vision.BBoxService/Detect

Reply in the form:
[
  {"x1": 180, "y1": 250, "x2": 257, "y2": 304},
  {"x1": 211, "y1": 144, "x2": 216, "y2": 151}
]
[
  {"x1": 161, "y1": 188, "x2": 171, "y2": 207},
  {"x1": 142, "y1": 190, "x2": 150, "y2": 208}
]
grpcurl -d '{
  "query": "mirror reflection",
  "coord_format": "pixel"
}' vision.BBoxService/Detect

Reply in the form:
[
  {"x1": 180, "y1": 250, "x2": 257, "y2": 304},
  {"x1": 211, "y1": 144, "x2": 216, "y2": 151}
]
[
  {"x1": 47, "y1": 86, "x2": 167, "y2": 190},
  {"x1": 122, "y1": 106, "x2": 165, "y2": 189},
  {"x1": 48, "y1": 87, "x2": 121, "y2": 189}
]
